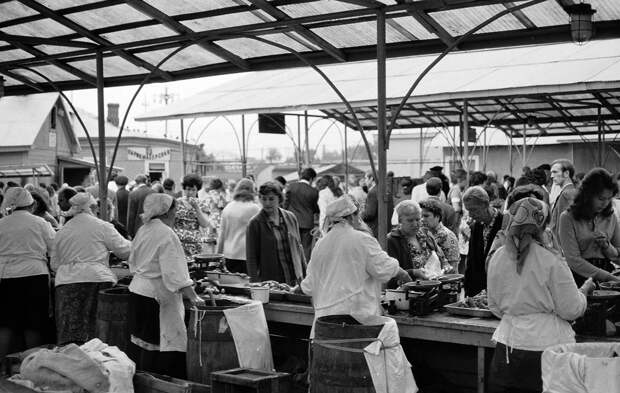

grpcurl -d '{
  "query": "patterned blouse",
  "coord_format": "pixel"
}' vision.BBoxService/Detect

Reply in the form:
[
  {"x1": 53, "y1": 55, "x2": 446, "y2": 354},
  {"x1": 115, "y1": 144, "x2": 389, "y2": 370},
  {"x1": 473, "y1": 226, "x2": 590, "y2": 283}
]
[
  {"x1": 202, "y1": 189, "x2": 228, "y2": 240},
  {"x1": 174, "y1": 198, "x2": 208, "y2": 257},
  {"x1": 406, "y1": 227, "x2": 446, "y2": 270},
  {"x1": 429, "y1": 223, "x2": 460, "y2": 267}
]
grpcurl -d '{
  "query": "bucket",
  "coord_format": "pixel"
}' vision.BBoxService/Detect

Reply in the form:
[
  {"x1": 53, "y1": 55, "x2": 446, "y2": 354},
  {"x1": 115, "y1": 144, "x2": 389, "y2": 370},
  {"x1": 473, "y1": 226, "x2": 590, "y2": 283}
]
[
  {"x1": 186, "y1": 299, "x2": 241, "y2": 385},
  {"x1": 250, "y1": 287, "x2": 269, "y2": 303},
  {"x1": 310, "y1": 315, "x2": 383, "y2": 393},
  {"x1": 96, "y1": 286, "x2": 130, "y2": 352}
]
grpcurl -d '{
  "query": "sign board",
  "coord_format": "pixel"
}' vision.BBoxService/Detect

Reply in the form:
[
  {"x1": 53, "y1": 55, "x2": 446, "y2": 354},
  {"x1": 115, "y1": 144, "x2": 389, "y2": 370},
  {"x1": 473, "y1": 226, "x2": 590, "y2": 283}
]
[
  {"x1": 258, "y1": 113, "x2": 286, "y2": 134},
  {"x1": 127, "y1": 146, "x2": 171, "y2": 161}
]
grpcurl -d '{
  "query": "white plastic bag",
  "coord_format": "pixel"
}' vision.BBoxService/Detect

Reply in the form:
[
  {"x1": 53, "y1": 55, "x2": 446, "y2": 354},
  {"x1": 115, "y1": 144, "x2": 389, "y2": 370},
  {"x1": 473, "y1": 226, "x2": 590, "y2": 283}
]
[
  {"x1": 542, "y1": 342, "x2": 620, "y2": 393},
  {"x1": 421, "y1": 251, "x2": 443, "y2": 279}
]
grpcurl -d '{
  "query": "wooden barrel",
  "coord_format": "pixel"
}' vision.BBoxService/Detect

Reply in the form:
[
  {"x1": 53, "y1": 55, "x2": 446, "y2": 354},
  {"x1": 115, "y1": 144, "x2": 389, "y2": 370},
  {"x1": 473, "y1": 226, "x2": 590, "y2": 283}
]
[
  {"x1": 96, "y1": 286, "x2": 130, "y2": 352},
  {"x1": 186, "y1": 299, "x2": 241, "y2": 385},
  {"x1": 311, "y1": 315, "x2": 384, "y2": 393}
]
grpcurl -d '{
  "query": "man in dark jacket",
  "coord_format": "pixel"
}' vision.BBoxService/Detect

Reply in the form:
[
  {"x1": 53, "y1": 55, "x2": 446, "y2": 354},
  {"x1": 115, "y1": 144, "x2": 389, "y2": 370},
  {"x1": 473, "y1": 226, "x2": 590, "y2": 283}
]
[
  {"x1": 283, "y1": 167, "x2": 318, "y2": 261},
  {"x1": 115, "y1": 175, "x2": 130, "y2": 228},
  {"x1": 549, "y1": 159, "x2": 576, "y2": 242},
  {"x1": 463, "y1": 186, "x2": 504, "y2": 297},
  {"x1": 127, "y1": 174, "x2": 154, "y2": 239}
]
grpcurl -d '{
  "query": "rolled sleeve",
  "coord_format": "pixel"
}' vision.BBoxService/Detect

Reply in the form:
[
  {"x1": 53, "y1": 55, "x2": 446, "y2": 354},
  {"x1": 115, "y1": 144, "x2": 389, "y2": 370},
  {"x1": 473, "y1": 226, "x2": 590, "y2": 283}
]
[
  {"x1": 363, "y1": 234, "x2": 399, "y2": 282},
  {"x1": 159, "y1": 237, "x2": 193, "y2": 293},
  {"x1": 103, "y1": 223, "x2": 131, "y2": 260}
]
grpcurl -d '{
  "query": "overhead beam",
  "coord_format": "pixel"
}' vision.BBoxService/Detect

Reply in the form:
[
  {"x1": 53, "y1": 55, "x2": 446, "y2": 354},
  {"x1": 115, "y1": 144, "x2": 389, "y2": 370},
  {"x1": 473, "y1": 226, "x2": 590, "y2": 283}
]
[
  {"x1": 593, "y1": 92, "x2": 620, "y2": 116},
  {"x1": 0, "y1": 69, "x2": 44, "y2": 92},
  {"x1": 16, "y1": 0, "x2": 173, "y2": 81},
  {"x1": 125, "y1": 0, "x2": 250, "y2": 70},
  {"x1": 503, "y1": 1, "x2": 537, "y2": 29},
  {"x1": 0, "y1": 32, "x2": 97, "y2": 48},
  {"x1": 334, "y1": 0, "x2": 382, "y2": 7},
  {"x1": 247, "y1": 0, "x2": 348, "y2": 62},
  {"x1": 404, "y1": 7, "x2": 455, "y2": 47}
]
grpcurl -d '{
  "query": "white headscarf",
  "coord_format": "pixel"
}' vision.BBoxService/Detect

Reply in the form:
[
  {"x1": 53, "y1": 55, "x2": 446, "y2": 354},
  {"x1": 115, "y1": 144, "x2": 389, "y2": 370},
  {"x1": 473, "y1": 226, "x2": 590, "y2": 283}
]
[
  {"x1": 323, "y1": 195, "x2": 359, "y2": 232},
  {"x1": 141, "y1": 193, "x2": 173, "y2": 223},
  {"x1": 67, "y1": 192, "x2": 96, "y2": 216},
  {"x1": 1, "y1": 187, "x2": 34, "y2": 211}
]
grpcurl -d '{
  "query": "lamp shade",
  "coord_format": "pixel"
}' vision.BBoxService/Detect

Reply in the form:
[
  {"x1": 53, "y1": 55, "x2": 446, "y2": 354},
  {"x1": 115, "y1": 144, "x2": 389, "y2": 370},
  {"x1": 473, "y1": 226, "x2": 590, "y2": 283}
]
[{"x1": 567, "y1": 3, "x2": 596, "y2": 45}]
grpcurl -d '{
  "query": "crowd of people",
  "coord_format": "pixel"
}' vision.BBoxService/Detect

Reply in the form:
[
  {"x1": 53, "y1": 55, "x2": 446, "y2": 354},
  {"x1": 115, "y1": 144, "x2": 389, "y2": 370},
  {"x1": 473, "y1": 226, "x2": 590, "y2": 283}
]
[{"x1": 0, "y1": 159, "x2": 619, "y2": 391}]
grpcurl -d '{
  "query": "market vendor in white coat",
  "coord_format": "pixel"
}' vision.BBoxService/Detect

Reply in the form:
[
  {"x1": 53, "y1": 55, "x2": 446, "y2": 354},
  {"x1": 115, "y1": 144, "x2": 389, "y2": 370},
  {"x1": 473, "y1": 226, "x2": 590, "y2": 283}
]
[
  {"x1": 299, "y1": 195, "x2": 412, "y2": 336},
  {"x1": 127, "y1": 193, "x2": 205, "y2": 379}
]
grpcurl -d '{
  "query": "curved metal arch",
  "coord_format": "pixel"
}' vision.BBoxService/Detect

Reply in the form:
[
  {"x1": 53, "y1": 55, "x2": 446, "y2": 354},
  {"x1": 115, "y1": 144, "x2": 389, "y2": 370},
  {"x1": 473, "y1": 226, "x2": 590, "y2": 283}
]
[
  {"x1": 107, "y1": 42, "x2": 193, "y2": 182},
  {"x1": 13, "y1": 65, "x2": 101, "y2": 181},
  {"x1": 233, "y1": 34, "x2": 377, "y2": 179},
  {"x1": 312, "y1": 119, "x2": 343, "y2": 160},
  {"x1": 387, "y1": 0, "x2": 547, "y2": 142}
]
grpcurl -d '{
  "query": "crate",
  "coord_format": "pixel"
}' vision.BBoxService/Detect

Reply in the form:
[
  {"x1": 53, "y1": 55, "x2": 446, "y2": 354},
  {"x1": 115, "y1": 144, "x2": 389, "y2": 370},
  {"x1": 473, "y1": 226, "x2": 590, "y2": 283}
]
[
  {"x1": 210, "y1": 368, "x2": 290, "y2": 393},
  {"x1": 133, "y1": 371, "x2": 210, "y2": 393}
]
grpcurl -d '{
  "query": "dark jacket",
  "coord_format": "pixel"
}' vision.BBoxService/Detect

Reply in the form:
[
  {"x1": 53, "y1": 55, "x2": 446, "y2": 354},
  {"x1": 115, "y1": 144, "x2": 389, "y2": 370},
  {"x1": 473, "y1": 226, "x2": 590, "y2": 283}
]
[
  {"x1": 464, "y1": 211, "x2": 504, "y2": 297},
  {"x1": 386, "y1": 227, "x2": 442, "y2": 288},
  {"x1": 363, "y1": 185, "x2": 394, "y2": 239},
  {"x1": 549, "y1": 183, "x2": 576, "y2": 243},
  {"x1": 283, "y1": 181, "x2": 319, "y2": 229},
  {"x1": 246, "y1": 208, "x2": 306, "y2": 284},
  {"x1": 116, "y1": 187, "x2": 129, "y2": 228},
  {"x1": 127, "y1": 184, "x2": 154, "y2": 239}
]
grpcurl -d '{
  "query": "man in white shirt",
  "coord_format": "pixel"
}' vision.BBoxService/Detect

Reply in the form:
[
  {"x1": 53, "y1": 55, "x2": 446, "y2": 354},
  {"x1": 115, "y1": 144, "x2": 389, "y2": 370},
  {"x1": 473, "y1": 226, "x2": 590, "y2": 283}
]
[{"x1": 411, "y1": 171, "x2": 446, "y2": 203}]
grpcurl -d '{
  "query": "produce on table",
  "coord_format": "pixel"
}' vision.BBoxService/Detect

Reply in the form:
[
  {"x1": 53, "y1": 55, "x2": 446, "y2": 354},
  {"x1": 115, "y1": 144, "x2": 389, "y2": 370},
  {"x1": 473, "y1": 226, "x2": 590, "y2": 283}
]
[
  {"x1": 462, "y1": 290, "x2": 489, "y2": 310},
  {"x1": 250, "y1": 281, "x2": 292, "y2": 292}
]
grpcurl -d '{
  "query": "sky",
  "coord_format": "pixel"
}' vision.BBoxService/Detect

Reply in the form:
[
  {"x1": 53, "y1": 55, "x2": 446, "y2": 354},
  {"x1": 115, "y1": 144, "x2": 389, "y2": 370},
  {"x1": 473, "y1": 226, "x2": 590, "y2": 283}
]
[{"x1": 68, "y1": 72, "x2": 369, "y2": 162}]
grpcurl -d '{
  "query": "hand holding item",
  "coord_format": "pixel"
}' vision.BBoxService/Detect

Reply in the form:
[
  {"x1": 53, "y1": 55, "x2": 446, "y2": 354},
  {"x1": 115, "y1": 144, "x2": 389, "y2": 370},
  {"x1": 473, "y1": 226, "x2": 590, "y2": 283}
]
[
  {"x1": 396, "y1": 268, "x2": 413, "y2": 284},
  {"x1": 579, "y1": 277, "x2": 596, "y2": 295},
  {"x1": 191, "y1": 295, "x2": 206, "y2": 307}
]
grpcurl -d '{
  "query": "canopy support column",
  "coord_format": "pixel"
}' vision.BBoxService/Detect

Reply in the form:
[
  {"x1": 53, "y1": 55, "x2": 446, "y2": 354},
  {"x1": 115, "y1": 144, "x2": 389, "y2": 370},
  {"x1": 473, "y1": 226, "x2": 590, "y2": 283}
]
[
  {"x1": 419, "y1": 128, "x2": 424, "y2": 177},
  {"x1": 304, "y1": 111, "x2": 310, "y2": 166},
  {"x1": 180, "y1": 118, "x2": 186, "y2": 176},
  {"x1": 522, "y1": 124, "x2": 527, "y2": 169},
  {"x1": 96, "y1": 50, "x2": 108, "y2": 221},
  {"x1": 377, "y1": 9, "x2": 388, "y2": 249},
  {"x1": 344, "y1": 118, "x2": 349, "y2": 193},
  {"x1": 509, "y1": 133, "x2": 513, "y2": 176},
  {"x1": 241, "y1": 114, "x2": 247, "y2": 177},
  {"x1": 598, "y1": 106, "x2": 603, "y2": 166},
  {"x1": 463, "y1": 101, "x2": 469, "y2": 185}
]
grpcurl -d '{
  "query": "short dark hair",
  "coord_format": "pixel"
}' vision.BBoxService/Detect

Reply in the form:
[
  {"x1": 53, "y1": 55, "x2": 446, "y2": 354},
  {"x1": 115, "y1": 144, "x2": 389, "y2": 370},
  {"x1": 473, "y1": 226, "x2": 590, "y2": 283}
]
[
  {"x1": 30, "y1": 191, "x2": 49, "y2": 215},
  {"x1": 506, "y1": 184, "x2": 545, "y2": 209},
  {"x1": 274, "y1": 176, "x2": 287, "y2": 186},
  {"x1": 537, "y1": 163, "x2": 551, "y2": 171},
  {"x1": 425, "y1": 177, "x2": 442, "y2": 196},
  {"x1": 210, "y1": 178, "x2": 224, "y2": 190},
  {"x1": 163, "y1": 178, "x2": 175, "y2": 191},
  {"x1": 420, "y1": 199, "x2": 443, "y2": 220},
  {"x1": 551, "y1": 159, "x2": 575, "y2": 180},
  {"x1": 469, "y1": 171, "x2": 487, "y2": 186},
  {"x1": 453, "y1": 169, "x2": 467, "y2": 182},
  {"x1": 258, "y1": 181, "x2": 284, "y2": 203},
  {"x1": 115, "y1": 175, "x2": 129, "y2": 186},
  {"x1": 529, "y1": 168, "x2": 547, "y2": 186},
  {"x1": 515, "y1": 176, "x2": 531, "y2": 187},
  {"x1": 400, "y1": 177, "x2": 413, "y2": 187},
  {"x1": 300, "y1": 167, "x2": 317, "y2": 181},
  {"x1": 182, "y1": 174, "x2": 202, "y2": 190},
  {"x1": 6, "y1": 181, "x2": 19, "y2": 189}
]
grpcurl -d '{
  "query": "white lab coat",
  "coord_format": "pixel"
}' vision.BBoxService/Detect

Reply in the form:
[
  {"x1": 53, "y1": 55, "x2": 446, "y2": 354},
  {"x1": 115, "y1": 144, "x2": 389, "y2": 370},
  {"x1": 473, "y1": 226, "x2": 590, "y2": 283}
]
[{"x1": 301, "y1": 222, "x2": 400, "y2": 338}]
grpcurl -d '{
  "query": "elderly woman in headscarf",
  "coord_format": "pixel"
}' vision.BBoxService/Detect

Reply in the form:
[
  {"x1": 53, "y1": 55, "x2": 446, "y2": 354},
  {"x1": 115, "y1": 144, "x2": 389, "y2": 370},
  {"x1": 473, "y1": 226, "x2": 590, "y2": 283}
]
[
  {"x1": 487, "y1": 197, "x2": 593, "y2": 393},
  {"x1": 0, "y1": 188, "x2": 55, "y2": 359},
  {"x1": 51, "y1": 191, "x2": 131, "y2": 345},
  {"x1": 299, "y1": 195, "x2": 412, "y2": 336},
  {"x1": 127, "y1": 193, "x2": 205, "y2": 378}
]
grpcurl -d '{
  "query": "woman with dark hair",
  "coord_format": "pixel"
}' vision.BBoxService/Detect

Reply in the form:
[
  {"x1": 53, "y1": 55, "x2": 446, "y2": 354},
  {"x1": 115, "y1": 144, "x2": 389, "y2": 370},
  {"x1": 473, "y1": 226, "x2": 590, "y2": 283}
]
[
  {"x1": 0, "y1": 188, "x2": 55, "y2": 359},
  {"x1": 31, "y1": 190, "x2": 59, "y2": 229},
  {"x1": 174, "y1": 174, "x2": 209, "y2": 257},
  {"x1": 559, "y1": 168, "x2": 620, "y2": 284},
  {"x1": 217, "y1": 179, "x2": 260, "y2": 273},
  {"x1": 317, "y1": 174, "x2": 344, "y2": 232},
  {"x1": 246, "y1": 181, "x2": 306, "y2": 284},
  {"x1": 128, "y1": 193, "x2": 205, "y2": 378}
]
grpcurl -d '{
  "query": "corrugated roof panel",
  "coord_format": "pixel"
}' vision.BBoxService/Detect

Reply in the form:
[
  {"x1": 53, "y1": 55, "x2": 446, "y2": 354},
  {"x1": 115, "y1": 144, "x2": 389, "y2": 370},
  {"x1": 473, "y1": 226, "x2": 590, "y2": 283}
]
[
  {"x1": 181, "y1": 11, "x2": 270, "y2": 31},
  {"x1": 134, "y1": 46, "x2": 225, "y2": 71},
  {"x1": 101, "y1": 25, "x2": 177, "y2": 45},
  {"x1": 2, "y1": 75, "x2": 20, "y2": 86},
  {"x1": 216, "y1": 36, "x2": 290, "y2": 58},
  {"x1": 38, "y1": 0, "x2": 100, "y2": 10},
  {"x1": 1, "y1": 18, "x2": 76, "y2": 38},
  {"x1": 0, "y1": 1, "x2": 38, "y2": 23},
  {"x1": 432, "y1": 5, "x2": 525, "y2": 36},
  {"x1": 66, "y1": 4, "x2": 151, "y2": 31},
  {"x1": 253, "y1": 32, "x2": 318, "y2": 53},
  {"x1": 143, "y1": 0, "x2": 239, "y2": 16},
  {"x1": 311, "y1": 21, "x2": 414, "y2": 47},
  {"x1": 14, "y1": 65, "x2": 81, "y2": 82},
  {"x1": 0, "y1": 48, "x2": 33, "y2": 62},
  {"x1": 520, "y1": 1, "x2": 566, "y2": 27},
  {"x1": 34, "y1": 45, "x2": 85, "y2": 55},
  {"x1": 278, "y1": 1, "x2": 363, "y2": 18},
  {"x1": 389, "y1": 16, "x2": 436, "y2": 40},
  {"x1": 69, "y1": 56, "x2": 145, "y2": 77},
  {"x1": 590, "y1": 0, "x2": 620, "y2": 21}
]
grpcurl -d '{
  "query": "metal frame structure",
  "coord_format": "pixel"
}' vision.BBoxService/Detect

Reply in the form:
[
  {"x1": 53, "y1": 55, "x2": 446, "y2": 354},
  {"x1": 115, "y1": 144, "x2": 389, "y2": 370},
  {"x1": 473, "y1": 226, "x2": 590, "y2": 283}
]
[{"x1": 1, "y1": 0, "x2": 619, "y2": 245}]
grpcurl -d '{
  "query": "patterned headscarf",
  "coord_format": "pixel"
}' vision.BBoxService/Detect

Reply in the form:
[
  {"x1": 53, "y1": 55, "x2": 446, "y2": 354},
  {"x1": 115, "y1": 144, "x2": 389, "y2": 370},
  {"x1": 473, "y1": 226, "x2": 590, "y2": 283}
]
[
  {"x1": 323, "y1": 195, "x2": 359, "y2": 232},
  {"x1": 67, "y1": 192, "x2": 96, "y2": 216},
  {"x1": 505, "y1": 197, "x2": 549, "y2": 274}
]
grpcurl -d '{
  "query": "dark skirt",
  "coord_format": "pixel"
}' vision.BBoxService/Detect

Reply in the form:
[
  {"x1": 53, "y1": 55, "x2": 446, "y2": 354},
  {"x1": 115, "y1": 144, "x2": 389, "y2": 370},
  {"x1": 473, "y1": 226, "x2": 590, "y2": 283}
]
[
  {"x1": 0, "y1": 275, "x2": 50, "y2": 331},
  {"x1": 488, "y1": 342, "x2": 542, "y2": 393},
  {"x1": 128, "y1": 292, "x2": 186, "y2": 379},
  {"x1": 55, "y1": 281, "x2": 113, "y2": 346}
]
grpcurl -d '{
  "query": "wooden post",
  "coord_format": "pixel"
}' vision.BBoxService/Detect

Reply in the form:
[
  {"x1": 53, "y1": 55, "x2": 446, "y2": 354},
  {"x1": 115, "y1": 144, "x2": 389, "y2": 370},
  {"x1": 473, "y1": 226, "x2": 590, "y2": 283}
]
[
  {"x1": 304, "y1": 111, "x2": 310, "y2": 166},
  {"x1": 377, "y1": 10, "x2": 387, "y2": 249},
  {"x1": 463, "y1": 101, "x2": 469, "y2": 184},
  {"x1": 180, "y1": 118, "x2": 186, "y2": 176},
  {"x1": 241, "y1": 114, "x2": 247, "y2": 177},
  {"x1": 96, "y1": 51, "x2": 108, "y2": 221}
]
